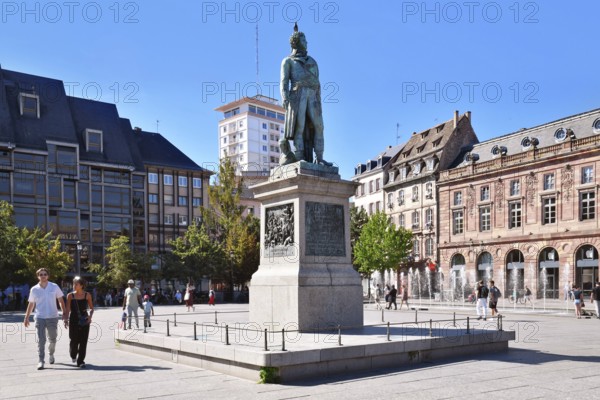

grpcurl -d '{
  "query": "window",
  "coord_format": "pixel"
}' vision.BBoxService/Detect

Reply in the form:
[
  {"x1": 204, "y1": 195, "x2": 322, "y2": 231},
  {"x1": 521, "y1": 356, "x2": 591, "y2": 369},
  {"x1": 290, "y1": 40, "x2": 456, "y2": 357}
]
[
  {"x1": 86, "y1": 129, "x2": 103, "y2": 153},
  {"x1": 411, "y1": 210, "x2": 420, "y2": 229},
  {"x1": 543, "y1": 173, "x2": 555, "y2": 190},
  {"x1": 400, "y1": 168, "x2": 407, "y2": 180},
  {"x1": 148, "y1": 194, "x2": 158, "y2": 204},
  {"x1": 164, "y1": 194, "x2": 173, "y2": 205},
  {"x1": 387, "y1": 192, "x2": 394, "y2": 207},
  {"x1": 453, "y1": 210, "x2": 464, "y2": 234},
  {"x1": 164, "y1": 214, "x2": 173, "y2": 225},
  {"x1": 223, "y1": 108, "x2": 239, "y2": 119},
  {"x1": 425, "y1": 238, "x2": 434, "y2": 256},
  {"x1": 178, "y1": 196, "x2": 187, "y2": 206},
  {"x1": 425, "y1": 182, "x2": 433, "y2": 199},
  {"x1": 19, "y1": 93, "x2": 40, "y2": 118},
  {"x1": 412, "y1": 186, "x2": 419, "y2": 202},
  {"x1": 582, "y1": 166, "x2": 594, "y2": 184},
  {"x1": 580, "y1": 192, "x2": 596, "y2": 220},
  {"x1": 479, "y1": 206, "x2": 491, "y2": 231},
  {"x1": 149, "y1": 213, "x2": 159, "y2": 224},
  {"x1": 148, "y1": 173, "x2": 158, "y2": 184},
  {"x1": 262, "y1": 123, "x2": 267, "y2": 129},
  {"x1": 510, "y1": 180, "x2": 520, "y2": 196},
  {"x1": 554, "y1": 128, "x2": 567, "y2": 142},
  {"x1": 262, "y1": 145, "x2": 268, "y2": 151},
  {"x1": 543, "y1": 197, "x2": 556, "y2": 224},
  {"x1": 480, "y1": 186, "x2": 490, "y2": 201},
  {"x1": 427, "y1": 158, "x2": 436, "y2": 171},
  {"x1": 454, "y1": 191, "x2": 462, "y2": 206},
  {"x1": 369, "y1": 181, "x2": 374, "y2": 193},
  {"x1": 509, "y1": 202, "x2": 522, "y2": 229},
  {"x1": 164, "y1": 174, "x2": 173, "y2": 185},
  {"x1": 193, "y1": 178, "x2": 202, "y2": 188},
  {"x1": 432, "y1": 138, "x2": 442, "y2": 147},
  {"x1": 179, "y1": 215, "x2": 188, "y2": 226},
  {"x1": 376, "y1": 201, "x2": 381, "y2": 212},
  {"x1": 399, "y1": 213, "x2": 405, "y2": 228},
  {"x1": 398, "y1": 190, "x2": 405, "y2": 205},
  {"x1": 413, "y1": 162, "x2": 421, "y2": 175},
  {"x1": 178, "y1": 176, "x2": 188, "y2": 187},
  {"x1": 376, "y1": 178, "x2": 381, "y2": 191},
  {"x1": 239, "y1": 120, "x2": 244, "y2": 128},
  {"x1": 413, "y1": 239, "x2": 420, "y2": 256},
  {"x1": 192, "y1": 197, "x2": 202, "y2": 207},
  {"x1": 47, "y1": 144, "x2": 77, "y2": 176},
  {"x1": 368, "y1": 203, "x2": 373, "y2": 215},
  {"x1": 425, "y1": 208, "x2": 433, "y2": 228}
]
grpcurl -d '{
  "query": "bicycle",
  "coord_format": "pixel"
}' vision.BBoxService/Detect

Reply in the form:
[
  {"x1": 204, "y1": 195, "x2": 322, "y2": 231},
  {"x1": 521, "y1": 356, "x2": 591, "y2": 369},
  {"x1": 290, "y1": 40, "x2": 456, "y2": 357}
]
[{"x1": 508, "y1": 290, "x2": 526, "y2": 304}]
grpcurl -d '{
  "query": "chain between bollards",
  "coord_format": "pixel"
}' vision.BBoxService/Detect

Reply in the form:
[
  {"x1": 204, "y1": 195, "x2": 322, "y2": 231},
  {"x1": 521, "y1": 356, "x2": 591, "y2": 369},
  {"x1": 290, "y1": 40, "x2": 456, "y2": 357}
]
[
  {"x1": 264, "y1": 328, "x2": 268, "y2": 351},
  {"x1": 194, "y1": 321, "x2": 197, "y2": 340},
  {"x1": 281, "y1": 328, "x2": 286, "y2": 351},
  {"x1": 174, "y1": 312, "x2": 177, "y2": 327},
  {"x1": 338, "y1": 325, "x2": 342, "y2": 346},
  {"x1": 386, "y1": 322, "x2": 390, "y2": 341},
  {"x1": 167, "y1": 319, "x2": 170, "y2": 337},
  {"x1": 466, "y1": 316, "x2": 470, "y2": 334},
  {"x1": 225, "y1": 325, "x2": 230, "y2": 345}
]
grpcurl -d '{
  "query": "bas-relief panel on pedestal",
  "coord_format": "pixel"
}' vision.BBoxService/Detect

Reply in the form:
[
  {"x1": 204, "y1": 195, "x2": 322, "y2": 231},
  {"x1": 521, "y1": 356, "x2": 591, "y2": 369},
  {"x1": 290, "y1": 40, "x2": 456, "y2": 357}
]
[
  {"x1": 264, "y1": 203, "x2": 294, "y2": 258},
  {"x1": 305, "y1": 201, "x2": 345, "y2": 257}
]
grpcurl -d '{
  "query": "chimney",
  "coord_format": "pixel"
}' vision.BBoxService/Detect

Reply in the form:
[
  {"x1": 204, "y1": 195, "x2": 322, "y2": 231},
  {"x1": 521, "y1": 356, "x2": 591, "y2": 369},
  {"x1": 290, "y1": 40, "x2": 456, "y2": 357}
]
[
  {"x1": 453, "y1": 110, "x2": 459, "y2": 129},
  {"x1": 465, "y1": 111, "x2": 471, "y2": 121},
  {"x1": 134, "y1": 127, "x2": 142, "y2": 132}
]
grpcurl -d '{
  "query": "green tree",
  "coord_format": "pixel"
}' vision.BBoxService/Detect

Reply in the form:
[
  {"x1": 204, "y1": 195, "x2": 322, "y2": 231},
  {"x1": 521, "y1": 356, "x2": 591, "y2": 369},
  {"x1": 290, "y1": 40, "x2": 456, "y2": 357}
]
[
  {"x1": 350, "y1": 206, "x2": 369, "y2": 270},
  {"x1": 15, "y1": 228, "x2": 72, "y2": 283},
  {"x1": 353, "y1": 211, "x2": 413, "y2": 291},
  {"x1": 200, "y1": 158, "x2": 260, "y2": 299},
  {"x1": 170, "y1": 222, "x2": 221, "y2": 283},
  {"x1": 89, "y1": 236, "x2": 153, "y2": 289},
  {"x1": 0, "y1": 201, "x2": 21, "y2": 288}
]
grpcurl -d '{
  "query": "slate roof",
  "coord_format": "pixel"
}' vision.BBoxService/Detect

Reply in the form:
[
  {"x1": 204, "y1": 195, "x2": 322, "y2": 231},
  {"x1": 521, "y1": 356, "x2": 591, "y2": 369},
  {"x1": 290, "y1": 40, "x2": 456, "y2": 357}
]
[
  {"x1": 451, "y1": 108, "x2": 600, "y2": 168},
  {"x1": 133, "y1": 130, "x2": 207, "y2": 172},
  {"x1": 353, "y1": 144, "x2": 403, "y2": 178}
]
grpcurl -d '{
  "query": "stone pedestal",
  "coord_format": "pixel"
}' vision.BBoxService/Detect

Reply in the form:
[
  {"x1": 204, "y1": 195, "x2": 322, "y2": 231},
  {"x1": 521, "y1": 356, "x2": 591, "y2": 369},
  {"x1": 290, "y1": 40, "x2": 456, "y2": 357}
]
[{"x1": 249, "y1": 161, "x2": 364, "y2": 331}]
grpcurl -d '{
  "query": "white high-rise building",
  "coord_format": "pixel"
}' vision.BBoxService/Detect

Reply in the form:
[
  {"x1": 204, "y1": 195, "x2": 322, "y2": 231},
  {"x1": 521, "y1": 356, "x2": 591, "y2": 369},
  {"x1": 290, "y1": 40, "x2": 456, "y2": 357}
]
[{"x1": 215, "y1": 95, "x2": 286, "y2": 175}]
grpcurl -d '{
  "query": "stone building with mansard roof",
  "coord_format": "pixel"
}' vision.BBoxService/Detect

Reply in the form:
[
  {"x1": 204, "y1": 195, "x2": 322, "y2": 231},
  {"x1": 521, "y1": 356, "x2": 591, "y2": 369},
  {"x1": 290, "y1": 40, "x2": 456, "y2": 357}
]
[{"x1": 438, "y1": 108, "x2": 600, "y2": 300}]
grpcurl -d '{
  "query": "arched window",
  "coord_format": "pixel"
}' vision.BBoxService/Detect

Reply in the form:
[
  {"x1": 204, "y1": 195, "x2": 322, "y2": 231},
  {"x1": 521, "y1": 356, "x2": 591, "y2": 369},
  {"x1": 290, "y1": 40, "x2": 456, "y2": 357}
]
[
  {"x1": 477, "y1": 251, "x2": 493, "y2": 284},
  {"x1": 576, "y1": 245, "x2": 598, "y2": 292}
]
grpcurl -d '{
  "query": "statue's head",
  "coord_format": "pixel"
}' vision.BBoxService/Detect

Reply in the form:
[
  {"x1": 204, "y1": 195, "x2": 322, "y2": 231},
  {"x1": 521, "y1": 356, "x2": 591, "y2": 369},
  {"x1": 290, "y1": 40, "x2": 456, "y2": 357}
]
[{"x1": 289, "y1": 22, "x2": 307, "y2": 51}]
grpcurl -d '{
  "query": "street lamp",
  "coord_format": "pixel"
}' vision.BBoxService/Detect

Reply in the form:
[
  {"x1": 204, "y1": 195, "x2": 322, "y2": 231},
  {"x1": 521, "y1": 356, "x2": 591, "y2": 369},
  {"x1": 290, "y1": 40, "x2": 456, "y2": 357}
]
[
  {"x1": 76, "y1": 241, "x2": 82, "y2": 276},
  {"x1": 229, "y1": 250, "x2": 234, "y2": 303}
]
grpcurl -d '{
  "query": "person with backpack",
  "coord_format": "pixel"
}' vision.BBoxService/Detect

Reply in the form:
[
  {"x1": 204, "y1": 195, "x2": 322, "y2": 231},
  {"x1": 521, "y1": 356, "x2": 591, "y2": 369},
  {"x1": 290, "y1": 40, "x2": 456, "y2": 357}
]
[
  {"x1": 488, "y1": 280, "x2": 502, "y2": 319},
  {"x1": 524, "y1": 286, "x2": 534, "y2": 307},
  {"x1": 475, "y1": 280, "x2": 488, "y2": 321}
]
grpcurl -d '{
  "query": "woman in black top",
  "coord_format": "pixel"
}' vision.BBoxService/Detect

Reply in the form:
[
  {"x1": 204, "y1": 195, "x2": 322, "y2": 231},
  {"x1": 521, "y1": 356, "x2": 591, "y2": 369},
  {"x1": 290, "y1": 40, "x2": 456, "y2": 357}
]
[
  {"x1": 65, "y1": 276, "x2": 94, "y2": 367},
  {"x1": 572, "y1": 285, "x2": 584, "y2": 319}
]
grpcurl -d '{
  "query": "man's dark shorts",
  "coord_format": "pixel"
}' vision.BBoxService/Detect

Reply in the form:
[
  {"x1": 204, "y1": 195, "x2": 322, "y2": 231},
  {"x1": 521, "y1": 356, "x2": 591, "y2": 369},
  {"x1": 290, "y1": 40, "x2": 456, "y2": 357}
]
[{"x1": 489, "y1": 301, "x2": 498, "y2": 310}]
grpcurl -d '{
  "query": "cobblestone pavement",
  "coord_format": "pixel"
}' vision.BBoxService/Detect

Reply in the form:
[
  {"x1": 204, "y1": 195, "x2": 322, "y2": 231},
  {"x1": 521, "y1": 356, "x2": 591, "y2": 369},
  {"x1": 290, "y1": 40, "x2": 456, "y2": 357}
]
[{"x1": 1, "y1": 303, "x2": 599, "y2": 400}]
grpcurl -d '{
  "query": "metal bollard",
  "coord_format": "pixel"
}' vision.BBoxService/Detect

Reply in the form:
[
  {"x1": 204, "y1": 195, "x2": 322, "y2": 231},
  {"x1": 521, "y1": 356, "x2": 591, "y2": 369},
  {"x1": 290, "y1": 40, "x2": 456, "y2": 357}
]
[
  {"x1": 429, "y1": 319, "x2": 433, "y2": 337},
  {"x1": 174, "y1": 312, "x2": 177, "y2": 327},
  {"x1": 387, "y1": 322, "x2": 391, "y2": 342},
  {"x1": 415, "y1": 309, "x2": 418, "y2": 324},
  {"x1": 453, "y1": 312, "x2": 456, "y2": 327},
  {"x1": 167, "y1": 319, "x2": 170, "y2": 336},
  {"x1": 264, "y1": 329, "x2": 268, "y2": 351},
  {"x1": 466, "y1": 317, "x2": 470, "y2": 334},
  {"x1": 381, "y1": 307, "x2": 384, "y2": 322},
  {"x1": 499, "y1": 315, "x2": 503, "y2": 331},
  {"x1": 338, "y1": 325, "x2": 342, "y2": 346},
  {"x1": 225, "y1": 325, "x2": 230, "y2": 345},
  {"x1": 214, "y1": 310, "x2": 218, "y2": 324},
  {"x1": 194, "y1": 321, "x2": 197, "y2": 341},
  {"x1": 281, "y1": 328, "x2": 286, "y2": 351}
]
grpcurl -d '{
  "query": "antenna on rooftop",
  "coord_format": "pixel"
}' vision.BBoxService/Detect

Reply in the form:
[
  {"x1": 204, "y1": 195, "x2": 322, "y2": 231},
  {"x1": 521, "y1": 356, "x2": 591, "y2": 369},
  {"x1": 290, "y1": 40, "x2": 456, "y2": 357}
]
[
  {"x1": 396, "y1": 123, "x2": 401, "y2": 144},
  {"x1": 255, "y1": 23, "x2": 260, "y2": 86},
  {"x1": 156, "y1": 120, "x2": 159, "y2": 133}
]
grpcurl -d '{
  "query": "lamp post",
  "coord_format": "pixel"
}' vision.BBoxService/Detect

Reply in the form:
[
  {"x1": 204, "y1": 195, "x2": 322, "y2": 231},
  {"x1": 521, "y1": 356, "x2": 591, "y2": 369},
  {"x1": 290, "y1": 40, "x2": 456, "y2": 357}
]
[
  {"x1": 76, "y1": 241, "x2": 82, "y2": 276},
  {"x1": 229, "y1": 250, "x2": 234, "y2": 303}
]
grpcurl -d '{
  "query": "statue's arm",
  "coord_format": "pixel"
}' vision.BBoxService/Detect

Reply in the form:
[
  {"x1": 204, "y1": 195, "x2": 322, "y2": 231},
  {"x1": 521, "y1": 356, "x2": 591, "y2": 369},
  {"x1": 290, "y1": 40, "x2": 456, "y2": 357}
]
[{"x1": 280, "y1": 58, "x2": 291, "y2": 107}]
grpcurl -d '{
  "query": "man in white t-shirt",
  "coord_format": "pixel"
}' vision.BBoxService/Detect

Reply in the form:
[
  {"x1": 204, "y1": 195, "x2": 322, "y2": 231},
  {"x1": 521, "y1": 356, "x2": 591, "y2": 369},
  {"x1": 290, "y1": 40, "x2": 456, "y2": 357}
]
[
  {"x1": 23, "y1": 268, "x2": 67, "y2": 370},
  {"x1": 122, "y1": 279, "x2": 142, "y2": 329}
]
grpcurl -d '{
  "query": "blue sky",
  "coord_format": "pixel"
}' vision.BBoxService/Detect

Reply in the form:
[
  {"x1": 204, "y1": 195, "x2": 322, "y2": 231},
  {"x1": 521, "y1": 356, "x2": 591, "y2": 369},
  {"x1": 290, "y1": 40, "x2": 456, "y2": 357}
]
[{"x1": 2, "y1": 1, "x2": 598, "y2": 179}]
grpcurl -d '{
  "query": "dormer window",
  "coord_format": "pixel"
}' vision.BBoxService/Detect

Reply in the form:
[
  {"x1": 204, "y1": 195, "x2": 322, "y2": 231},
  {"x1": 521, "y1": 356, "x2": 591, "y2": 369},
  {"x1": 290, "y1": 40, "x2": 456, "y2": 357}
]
[
  {"x1": 593, "y1": 118, "x2": 600, "y2": 134},
  {"x1": 86, "y1": 129, "x2": 103, "y2": 153},
  {"x1": 377, "y1": 157, "x2": 382, "y2": 167},
  {"x1": 417, "y1": 145, "x2": 425, "y2": 153},
  {"x1": 400, "y1": 167, "x2": 407, "y2": 180},
  {"x1": 554, "y1": 128, "x2": 567, "y2": 142},
  {"x1": 19, "y1": 93, "x2": 40, "y2": 118},
  {"x1": 426, "y1": 158, "x2": 436, "y2": 171},
  {"x1": 432, "y1": 138, "x2": 442, "y2": 147},
  {"x1": 413, "y1": 162, "x2": 422, "y2": 175}
]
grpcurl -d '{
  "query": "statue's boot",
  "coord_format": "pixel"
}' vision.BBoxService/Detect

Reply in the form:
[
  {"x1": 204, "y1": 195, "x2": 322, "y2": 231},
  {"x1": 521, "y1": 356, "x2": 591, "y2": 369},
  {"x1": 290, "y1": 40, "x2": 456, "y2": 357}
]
[{"x1": 315, "y1": 153, "x2": 333, "y2": 167}]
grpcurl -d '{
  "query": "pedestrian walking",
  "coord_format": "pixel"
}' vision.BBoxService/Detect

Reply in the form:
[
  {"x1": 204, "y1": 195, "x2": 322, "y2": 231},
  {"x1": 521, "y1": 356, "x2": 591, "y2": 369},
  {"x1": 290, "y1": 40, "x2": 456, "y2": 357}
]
[
  {"x1": 208, "y1": 288, "x2": 216, "y2": 306},
  {"x1": 475, "y1": 280, "x2": 489, "y2": 321},
  {"x1": 23, "y1": 268, "x2": 67, "y2": 370},
  {"x1": 184, "y1": 283, "x2": 195, "y2": 312},
  {"x1": 399, "y1": 285, "x2": 410, "y2": 310},
  {"x1": 572, "y1": 284, "x2": 584, "y2": 318},
  {"x1": 488, "y1": 280, "x2": 502, "y2": 319},
  {"x1": 122, "y1": 279, "x2": 142, "y2": 329},
  {"x1": 524, "y1": 286, "x2": 534, "y2": 306},
  {"x1": 105, "y1": 292, "x2": 112, "y2": 307},
  {"x1": 65, "y1": 276, "x2": 94, "y2": 368},
  {"x1": 142, "y1": 295, "x2": 154, "y2": 327},
  {"x1": 386, "y1": 285, "x2": 398, "y2": 310},
  {"x1": 591, "y1": 281, "x2": 600, "y2": 319},
  {"x1": 175, "y1": 289, "x2": 182, "y2": 304},
  {"x1": 384, "y1": 285, "x2": 391, "y2": 309},
  {"x1": 374, "y1": 284, "x2": 383, "y2": 310}
]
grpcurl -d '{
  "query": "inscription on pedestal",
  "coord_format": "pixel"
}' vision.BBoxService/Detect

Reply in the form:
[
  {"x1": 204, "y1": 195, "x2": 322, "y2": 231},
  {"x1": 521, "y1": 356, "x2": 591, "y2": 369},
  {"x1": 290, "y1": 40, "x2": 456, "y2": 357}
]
[
  {"x1": 264, "y1": 203, "x2": 294, "y2": 258},
  {"x1": 305, "y1": 201, "x2": 345, "y2": 257}
]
